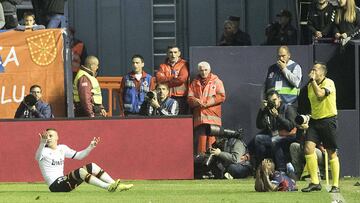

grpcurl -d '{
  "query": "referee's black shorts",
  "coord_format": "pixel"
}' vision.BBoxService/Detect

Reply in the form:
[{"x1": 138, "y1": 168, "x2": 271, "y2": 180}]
[{"x1": 305, "y1": 116, "x2": 338, "y2": 151}]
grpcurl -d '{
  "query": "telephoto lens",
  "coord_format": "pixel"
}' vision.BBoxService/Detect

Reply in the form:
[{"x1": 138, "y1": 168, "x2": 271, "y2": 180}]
[
  {"x1": 295, "y1": 115, "x2": 310, "y2": 125},
  {"x1": 146, "y1": 91, "x2": 155, "y2": 100}
]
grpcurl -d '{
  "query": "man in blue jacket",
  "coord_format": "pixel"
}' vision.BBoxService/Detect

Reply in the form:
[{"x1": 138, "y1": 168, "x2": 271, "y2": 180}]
[{"x1": 14, "y1": 84, "x2": 53, "y2": 118}]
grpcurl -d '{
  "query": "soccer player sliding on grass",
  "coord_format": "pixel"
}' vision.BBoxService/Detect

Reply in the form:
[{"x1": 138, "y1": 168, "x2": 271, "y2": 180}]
[{"x1": 35, "y1": 128, "x2": 133, "y2": 192}]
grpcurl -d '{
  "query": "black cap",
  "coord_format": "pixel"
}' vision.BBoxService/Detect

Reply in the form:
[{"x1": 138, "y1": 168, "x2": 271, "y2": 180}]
[
  {"x1": 276, "y1": 9, "x2": 292, "y2": 18},
  {"x1": 228, "y1": 16, "x2": 240, "y2": 22}
]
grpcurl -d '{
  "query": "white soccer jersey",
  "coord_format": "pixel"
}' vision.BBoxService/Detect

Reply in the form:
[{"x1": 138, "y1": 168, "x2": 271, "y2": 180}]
[{"x1": 37, "y1": 144, "x2": 77, "y2": 186}]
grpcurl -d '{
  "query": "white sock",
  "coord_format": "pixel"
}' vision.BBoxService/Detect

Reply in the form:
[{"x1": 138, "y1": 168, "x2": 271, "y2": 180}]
[
  {"x1": 86, "y1": 174, "x2": 110, "y2": 189},
  {"x1": 91, "y1": 163, "x2": 115, "y2": 183}
]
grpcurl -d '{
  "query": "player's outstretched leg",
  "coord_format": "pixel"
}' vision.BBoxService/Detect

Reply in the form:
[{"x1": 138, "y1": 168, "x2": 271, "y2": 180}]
[
  {"x1": 84, "y1": 163, "x2": 115, "y2": 184},
  {"x1": 78, "y1": 168, "x2": 111, "y2": 190},
  {"x1": 83, "y1": 163, "x2": 133, "y2": 192}
]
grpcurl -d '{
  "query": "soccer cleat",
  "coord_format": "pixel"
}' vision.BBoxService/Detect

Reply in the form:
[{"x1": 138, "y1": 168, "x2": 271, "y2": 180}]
[
  {"x1": 301, "y1": 183, "x2": 322, "y2": 192},
  {"x1": 329, "y1": 186, "x2": 340, "y2": 193},
  {"x1": 118, "y1": 183, "x2": 133, "y2": 191},
  {"x1": 108, "y1": 179, "x2": 121, "y2": 192}
]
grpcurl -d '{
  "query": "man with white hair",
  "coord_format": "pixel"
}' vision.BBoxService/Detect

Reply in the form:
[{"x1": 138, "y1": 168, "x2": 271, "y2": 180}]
[{"x1": 188, "y1": 61, "x2": 226, "y2": 155}]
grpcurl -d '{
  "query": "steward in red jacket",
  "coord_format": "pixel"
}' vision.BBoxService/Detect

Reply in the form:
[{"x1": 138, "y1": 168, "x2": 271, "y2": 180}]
[{"x1": 156, "y1": 45, "x2": 189, "y2": 114}]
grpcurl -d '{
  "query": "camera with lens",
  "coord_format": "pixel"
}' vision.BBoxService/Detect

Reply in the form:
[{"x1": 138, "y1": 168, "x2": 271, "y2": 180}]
[
  {"x1": 205, "y1": 125, "x2": 244, "y2": 140},
  {"x1": 266, "y1": 99, "x2": 276, "y2": 110},
  {"x1": 202, "y1": 125, "x2": 244, "y2": 166},
  {"x1": 23, "y1": 94, "x2": 37, "y2": 107},
  {"x1": 145, "y1": 91, "x2": 157, "y2": 100},
  {"x1": 295, "y1": 114, "x2": 310, "y2": 125}
]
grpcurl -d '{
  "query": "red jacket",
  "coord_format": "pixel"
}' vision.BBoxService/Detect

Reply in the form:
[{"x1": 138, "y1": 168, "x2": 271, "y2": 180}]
[
  {"x1": 156, "y1": 58, "x2": 189, "y2": 97},
  {"x1": 188, "y1": 73, "x2": 226, "y2": 127}
]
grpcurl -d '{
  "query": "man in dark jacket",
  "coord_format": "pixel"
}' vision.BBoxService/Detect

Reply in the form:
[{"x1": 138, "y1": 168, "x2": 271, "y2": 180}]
[
  {"x1": 253, "y1": 90, "x2": 297, "y2": 173},
  {"x1": 37, "y1": 0, "x2": 66, "y2": 28},
  {"x1": 307, "y1": 0, "x2": 335, "y2": 42},
  {"x1": 14, "y1": 85, "x2": 53, "y2": 118},
  {"x1": 265, "y1": 9, "x2": 297, "y2": 45},
  {"x1": 1, "y1": 0, "x2": 23, "y2": 29}
]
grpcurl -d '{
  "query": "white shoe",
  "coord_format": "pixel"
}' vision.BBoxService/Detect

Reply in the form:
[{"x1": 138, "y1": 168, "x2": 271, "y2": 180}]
[{"x1": 224, "y1": 172, "x2": 233, "y2": 179}]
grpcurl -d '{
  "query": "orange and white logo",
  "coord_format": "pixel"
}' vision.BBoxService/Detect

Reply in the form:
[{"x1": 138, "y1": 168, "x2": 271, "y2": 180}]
[{"x1": 26, "y1": 31, "x2": 57, "y2": 66}]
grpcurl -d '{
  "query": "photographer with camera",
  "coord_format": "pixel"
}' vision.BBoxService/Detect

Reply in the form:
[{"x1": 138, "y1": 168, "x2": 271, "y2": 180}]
[
  {"x1": 251, "y1": 90, "x2": 297, "y2": 175},
  {"x1": 139, "y1": 83, "x2": 179, "y2": 116},
  {"x1": 301, "y1": 63, "x2": 340, "y2": 193},
  {"x1": 14, "y1": 85, "x2": 53, "y2": 118},
  {"x1": 194, "y1": 125, "x2": 251, "y2": 179}
]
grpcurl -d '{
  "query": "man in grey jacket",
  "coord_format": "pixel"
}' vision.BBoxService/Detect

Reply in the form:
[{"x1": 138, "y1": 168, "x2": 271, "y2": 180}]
[
  {"x1": 208, "y1": 137, "x2": 252, "y2": 179},
  {"x1": 0, "y1": 0, "x2": 22, "y2": 29}
]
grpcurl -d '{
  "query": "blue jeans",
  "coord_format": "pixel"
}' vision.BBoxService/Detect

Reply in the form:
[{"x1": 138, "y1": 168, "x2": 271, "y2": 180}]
[
  {"x1": 254, "y1": 134, "x2": 296, "y2": 172},
  {"x1": 47, "y1": 14, "x2": 66, "y2": 28},
  {"x1": 227, "y1": 163, "x2": 251, "y2": 178}
]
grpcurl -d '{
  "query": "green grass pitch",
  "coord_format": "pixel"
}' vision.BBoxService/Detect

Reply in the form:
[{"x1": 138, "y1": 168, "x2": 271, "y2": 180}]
[{"x1": 0, "y1": 178, "x2": 359, "y2": 203}]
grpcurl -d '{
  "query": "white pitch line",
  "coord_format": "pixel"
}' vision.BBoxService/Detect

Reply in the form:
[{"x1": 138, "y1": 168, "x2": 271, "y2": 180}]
[{"x1": 329, "y1": 191, "x2": 346, "y2": 203}]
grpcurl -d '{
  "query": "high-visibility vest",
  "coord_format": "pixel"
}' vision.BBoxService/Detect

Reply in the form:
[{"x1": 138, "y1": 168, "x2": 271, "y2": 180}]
[
  {"x1": 265, "y1": 61, "x2": 301, "y2": 104},
  {"x1": 73, "y1": 69, "x2": 102, "y2": 104}
]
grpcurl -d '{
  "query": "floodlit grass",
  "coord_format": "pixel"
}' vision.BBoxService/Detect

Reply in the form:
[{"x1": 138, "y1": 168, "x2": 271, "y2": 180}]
[{"x1": 0, "y1": 178, "x2": 359, "y2": 203}]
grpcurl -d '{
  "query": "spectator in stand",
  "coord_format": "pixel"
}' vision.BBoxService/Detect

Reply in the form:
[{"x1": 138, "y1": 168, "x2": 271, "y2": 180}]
[
  {"x1": 73, "y1": 56, "x2": 107, "y2": 118},
  {"x1": 0, "y1": 0, "x2": 23, "y2": 29},
  {"x1": 14, "y1": 85, "x2": 53, "y2": 118},
  {"x1": 69, "y1": 27, "x2": 88, "y2": 75},
  {"x1": 119, "y1": 54, "x2": 155, "y2": 116},
  {"x1": 307, "y1": 0, "x2": 336, "y2": 42},
  {"x1": 219, "y1": 16, "x2": 251, "y2": 46},
  {"x1": 139, "y1": 83, "x2": 179, "y2": 116},
  {"x1": 188, "y1": 61, "x2": 226, "y2": 155},
  {"x1": 42, "y1": 0, "x2": 66, "y2": 28},
  {"x1": 0, "y1": 3, "x2": 5, "y2": 29},
  {"x1": 264, "y1": 46, "x2": 302, "y2": 105},
  {"x1": 156, "y1": 45, "x2": 189, "y2": 114},
  {"x1": 265, "y1": 9, "x2": 297, "y2": 45},
  {"x1": 334, "y1": 0, "x2": 360, "y2": 42},
  {"x1": 31, "y1": 0, "x2": 45, "y2": 26},
  {"x1": 15, "y1": 12, "x2": 45, "y2": 31}
]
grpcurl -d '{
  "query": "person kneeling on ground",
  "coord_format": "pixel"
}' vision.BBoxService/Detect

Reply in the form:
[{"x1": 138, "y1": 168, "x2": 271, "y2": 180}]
[
  {"x1": 35, "y1": 128, "x2": 133, "y2": 192},
  {"x1": 194, "y1": 135, "x2": 252, "y2": 179}
]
